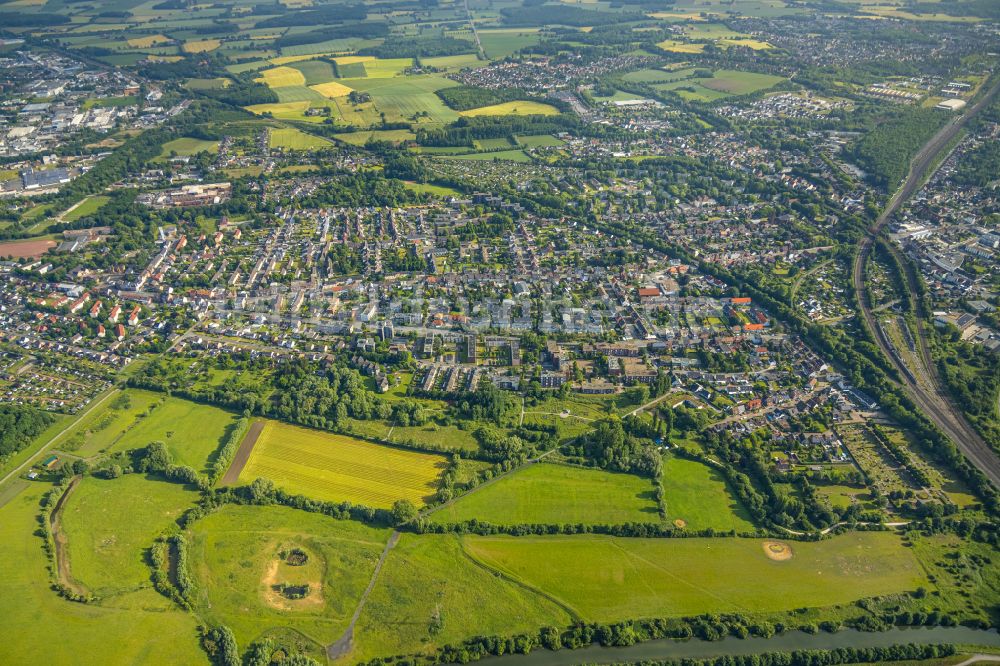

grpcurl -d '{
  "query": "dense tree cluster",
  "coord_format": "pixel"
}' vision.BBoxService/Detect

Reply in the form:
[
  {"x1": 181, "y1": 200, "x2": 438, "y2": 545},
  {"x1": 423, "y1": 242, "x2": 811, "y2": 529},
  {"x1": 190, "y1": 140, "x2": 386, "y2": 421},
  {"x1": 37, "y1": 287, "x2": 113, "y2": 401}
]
[{"x1": 0, "y1": 404, "x2": 54, "y2": 459}]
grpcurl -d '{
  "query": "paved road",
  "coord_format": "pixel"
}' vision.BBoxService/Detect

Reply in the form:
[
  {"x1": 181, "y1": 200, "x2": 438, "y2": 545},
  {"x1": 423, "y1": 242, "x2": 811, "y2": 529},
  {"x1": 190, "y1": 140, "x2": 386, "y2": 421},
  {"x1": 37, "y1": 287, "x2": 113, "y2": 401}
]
[{"x1": 852, "y1": 78, "x2": 1000, "y2": 488}]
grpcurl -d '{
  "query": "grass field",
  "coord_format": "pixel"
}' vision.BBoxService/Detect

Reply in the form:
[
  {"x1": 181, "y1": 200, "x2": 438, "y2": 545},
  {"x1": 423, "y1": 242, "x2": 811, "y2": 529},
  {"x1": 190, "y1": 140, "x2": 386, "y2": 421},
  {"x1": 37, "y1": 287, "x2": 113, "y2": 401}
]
[
  {"x1": 334, "y1": 129, "x2": 416, "y2": 145},
  {"x1": 429, "y1": 463, "x2": 659, "y2": 526},
  {"x1": 441, "y1": 149, "x2": 531, "y2": 162},
  {"x1": 61, "y1": 475, "x2": 199, "y2": 597},
  {"x1": 289, "y1": 59, "x2": 337, "y2": 85},
  {"x1": 516, "y1": 134, "x2": 565, "y2": 148},
  {"x1": 660, "y1": 456, "x2": 756, "y2": 532},
  {"x1": 236, "y1": 421, "x2": 447, "y2": 507},
  {"x1": 0, "y1": 484, "x2": 207, "y2": 664},
  {"x1": 268, "y1": 127, "x2": 333, "y2": 150},
  {"x1": 62, "y1": 195, "x2": 110, "y2": 222},
  {"x1": 403, "y1": 181, "x2": 461, "y2": 197},
  {"x1": 183, "y1": 39, "x2": 220, "y2": 53},
  {"x1": 459, "y1": 101, "x2": 560, "y2": 117},
  {"x1": 56, "y1": 390, "x2": 238, "y2": 475},
  {"x1": 464, "y1": 531, "x2": 926, "y2": 622},
  {"x1": 127, "y1": 34, "x2": 171, "y2": 48},
  {"x1": 350, "y1": 532, "x2": 571, "y2": 663},
  {"x1": 388, "y1": 421, "x2": 479, "y2": 452},
  {"x1": 658, "y1": 40, "x2": 707, "y2": 53},
  {"x1": 159, "y1": 136, "x2": 218, "y2": 158},
  {"x1": 701, "y1": 69, "x2": 786, "y2": 94},
  {"x1": 189, "y1": 503, "x2": 389, "y2": 653}
]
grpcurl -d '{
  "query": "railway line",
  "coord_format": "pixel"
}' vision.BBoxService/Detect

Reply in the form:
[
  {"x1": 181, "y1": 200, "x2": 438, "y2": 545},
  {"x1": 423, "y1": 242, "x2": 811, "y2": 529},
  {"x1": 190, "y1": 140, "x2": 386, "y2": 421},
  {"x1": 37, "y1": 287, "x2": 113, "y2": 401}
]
[{"x1": 852, "y1": 78, "x2": 1000, "y2": 488}]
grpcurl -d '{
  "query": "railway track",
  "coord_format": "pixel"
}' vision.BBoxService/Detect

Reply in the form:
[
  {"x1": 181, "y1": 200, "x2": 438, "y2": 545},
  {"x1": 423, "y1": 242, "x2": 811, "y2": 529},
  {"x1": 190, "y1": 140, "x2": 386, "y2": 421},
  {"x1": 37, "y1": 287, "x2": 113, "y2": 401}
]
[{"x1": 852, "y1": 79, "x2": 1000, "y2": 489}]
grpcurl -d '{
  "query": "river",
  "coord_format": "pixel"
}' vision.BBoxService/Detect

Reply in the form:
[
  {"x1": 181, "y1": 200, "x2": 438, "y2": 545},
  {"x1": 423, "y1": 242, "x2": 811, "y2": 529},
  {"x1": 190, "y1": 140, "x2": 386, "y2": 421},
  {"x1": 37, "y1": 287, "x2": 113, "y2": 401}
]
[{"x1": 472, "y1": 626, "x2": 1000, "y2": 666}]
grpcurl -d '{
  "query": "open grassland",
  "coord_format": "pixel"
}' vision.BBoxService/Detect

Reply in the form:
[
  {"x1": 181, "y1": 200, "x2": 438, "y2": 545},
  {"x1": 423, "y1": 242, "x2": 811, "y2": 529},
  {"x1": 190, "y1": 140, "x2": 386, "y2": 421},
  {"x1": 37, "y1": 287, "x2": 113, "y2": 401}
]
[
  {"x1": 62, "y1": 195, "x2": 110, "y2": 222},
  {"x1": 441, "y1": 148, "x2": 531, "y2": 162},
  {"x1": 421, "y1": 53, "x2": 485, "y2": 71},
  {"x1": 463, "y1": 532, "x2": 927, "y2": 622},
  {"x1": 184, "y1": 77, "x2": 231, "y2": 90},
  {"x1": 460, "y1": 101, "x2": 560, "y2": 117},
  {"x1": 477, "y1": 29, "x2": 542, "y2": 58},
  {"x1": 350, "y1": 532, "x2": 572, "y2": 664},
  {"x1": 236, "y1": 421, "x2": 446, "y2": 507},
  {"x1": 334, "y1": 129, "x2": 416, "y2": 146},
  {"x1": 60, "y1": 475, "x2": 199, "y2": 597},
  {"x1": 343, "y1": 75, "x2": 459, "y2": 125},
  {"x1": 0, "y1": 484, "x2": 207, "y2": 664},
  {"x1": 430, "y1": 463, "x2": 659, "y2": 525},
  {"x1": 189, "y1": 504, "x2": 388, "y2": 653},
  {"x1": 288, "y1": 59, "x2": 336, "y2": 85},
  {"x1": 701, "y1": 69, "x2": 786, "y2": 94},
  {"x1": 516, "y1": 133, "x2": 565, "y2": 148},
  {"x1": 159, "y1": 136, "x2": 218, "y2": 158},
  {"x1": 402, "y1": 181, "x2": 461, "y2": 197},
  {"x1": 126, "y1": 34, "x2": 171, "y2": 48},
  {"x1": 268, "y1": 127, "x2": 333, "y2": 150},
  {"x1": 658, "y1": 39, "x2": 707, "y2": 53},
  {"x1": 256, "y1": 65, "x2": 307, "y2": 88},
  {"x1": 57, "y1": 390, "x2": 238, "y2": 474},
  {"x1": 661, "y1": 456, "x2": 756, "y2": 532},
  {"x1": 388, "y1": 421, "x2": 479, "y2": 452}
]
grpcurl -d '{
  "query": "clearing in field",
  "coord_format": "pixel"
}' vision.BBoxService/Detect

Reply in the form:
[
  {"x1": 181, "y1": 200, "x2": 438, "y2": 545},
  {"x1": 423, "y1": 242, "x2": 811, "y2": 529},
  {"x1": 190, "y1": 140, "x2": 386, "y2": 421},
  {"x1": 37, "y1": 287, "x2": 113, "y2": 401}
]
[
  {"x1": 701, "y1": 69, "x2": 786, "y2": 95},
  {"x1": 463, "y1": 531, "x2": 927, "y2": 622},
  {"x1": 189, "y1": 504, "x2": 389, "y2": 654},
  {"x1": 159, "y1": 136, "x2": 218, "y2": 158},
  {"x1": 460, "y1": 101, "x2": 560, "y2": 117},
  {"x1": 256, "y1": 66, "x2": 307, "y2": 88},
  {"x1": 430, "y1": 463, "x2": 659, "y2": 526},
  {"x1": 350, "y1": 532, "x2": 572, "y2": 664},
  {"x1": 235, "y1": 420, "x2": 447, "y2": 507},
  {"x1": 309, "y1": 81, "x2": 354, "y2": 99},
  {"x1": 60, "y1": 475, "x2": 200, "y2": 597},
  {"x1": 661, "y1": 456, "x2": 756, "y2": 532},
  {"x1": 269, "y1": 127, "x2": 333, "y2": 150}
]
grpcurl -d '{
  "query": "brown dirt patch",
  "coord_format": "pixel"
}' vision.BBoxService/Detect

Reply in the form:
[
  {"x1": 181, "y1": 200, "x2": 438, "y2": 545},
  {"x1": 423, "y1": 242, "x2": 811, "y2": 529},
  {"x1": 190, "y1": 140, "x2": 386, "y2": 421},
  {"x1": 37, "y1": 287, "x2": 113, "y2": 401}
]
[
  {"x1": 762, "y1": 540, "x2": 793, "y2": 561},
  {"x1": 673, "y1": 518, "x2": 687, "y2": 528},
  {"x1": 0, "y1": 239, "x2": 57, "y2": 259},
  {"x1": 220, "y1": 420, "x2": 264, "y2": 486},
  {"x1": 261, "y1": 557, "x2": 323, "y2": 611}
]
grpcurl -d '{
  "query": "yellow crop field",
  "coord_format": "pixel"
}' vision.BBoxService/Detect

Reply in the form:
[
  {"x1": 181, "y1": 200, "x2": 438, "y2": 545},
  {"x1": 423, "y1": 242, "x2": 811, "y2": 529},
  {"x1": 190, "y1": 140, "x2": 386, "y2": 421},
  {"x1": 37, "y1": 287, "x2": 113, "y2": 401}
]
[
  {"x1": 332, "y1": 55, "x2": 376, "y2": 65},
  {"x1": 183, "y1": 39, "x2": 221, "y2": 54},
  {"x1": 721, "y1": 38, "x2": 773, "y2": 50},
  {"x1": 310, "y1": 81, "x2": 354, "y2": 98},
  {"x1": 460, "y1": 101, "x2": 560, "y2": 117},
  {"x1": 271, "y1": 53, "x2": 334, "y2": 65},
  {"x1": 657, "y1": 40, "x2": 706, "y2": 53},
  {"x1": 237, "y1": 421, "x2": 446, "y2": 508},
  {"x1": 245, "y1": 100, "x2": 310, "y2": 118},
  {"x1": 255, "y1": 66, "x2": 306, "y2": 88},
  {"x1": 127, "y1": 34, "x2": 171, "y2": 48}
]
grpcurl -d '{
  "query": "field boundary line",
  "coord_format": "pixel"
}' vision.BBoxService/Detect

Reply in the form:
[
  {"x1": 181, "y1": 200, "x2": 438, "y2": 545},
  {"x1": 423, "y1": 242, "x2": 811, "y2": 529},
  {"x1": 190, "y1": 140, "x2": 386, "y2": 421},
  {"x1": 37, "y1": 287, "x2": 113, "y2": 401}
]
[
  {"x1": 219, "y1": 419, "x2": 265, "y2": 486},
  {"x1": 49, "y1": 475, "x2": 89, "y2": 598},
  {"x1": 458, "y1": 537, "x2": 582, "y2": 622}
]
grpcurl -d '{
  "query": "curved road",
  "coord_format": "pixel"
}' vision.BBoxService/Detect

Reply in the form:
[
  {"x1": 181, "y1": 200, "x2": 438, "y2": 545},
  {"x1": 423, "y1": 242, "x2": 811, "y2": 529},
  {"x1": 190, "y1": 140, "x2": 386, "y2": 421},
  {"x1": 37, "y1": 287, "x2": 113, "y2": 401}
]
[{"x1": 852, "y1": 79, "x2": 1000, "y2": 488}]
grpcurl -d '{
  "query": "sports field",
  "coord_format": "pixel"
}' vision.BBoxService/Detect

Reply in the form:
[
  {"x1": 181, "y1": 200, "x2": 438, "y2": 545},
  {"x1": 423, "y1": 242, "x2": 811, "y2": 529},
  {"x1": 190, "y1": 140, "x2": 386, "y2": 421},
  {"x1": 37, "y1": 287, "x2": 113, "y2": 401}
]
[
  {"x1": 235, "y1": 421, "x2": 447, "y2": 507},
  {"x1": 60, "y1": 475, "x2": 200, "y2": 597},
  {"x1": 463, "y1": 531, "x2": 927, "y2": 621},
  {"x1": 429, "y1": 463, "x2": 659, "y2": 525},
  {"x1": 189, "y1": 503, "x2": 389, "y2": 652},
  {"x1": 459, "y1": 101, "x2": 560, "y2": 117},
  {"x1": 661, "y1": 456, "x2": 756, "y2": 531}
]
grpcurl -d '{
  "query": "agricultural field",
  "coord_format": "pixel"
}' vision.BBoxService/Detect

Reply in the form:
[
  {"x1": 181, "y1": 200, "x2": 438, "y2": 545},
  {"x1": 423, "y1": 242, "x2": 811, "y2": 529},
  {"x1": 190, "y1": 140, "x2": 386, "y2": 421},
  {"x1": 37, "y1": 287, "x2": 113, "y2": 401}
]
[
  {"x1": 0, "y1": 484, "x2": 207, "y2": 664},
  {"x1": 268, "y1": 127, "x2": 333, "y2": 150},
  {"x1": 235, "y1": 420, "x2": 447, "y2": 507},
  {"x1": 158, "y1": 136, "x2": 218, "y2": 158},
  {"x1": 335, "y1": 129, "x2": 416, "y2": 146},
  {"x1": 188, "y1": 503, "x2": 389, "y2": 653},
  {"x1": 459, "y1": 101, "x2": 560, "y2": 117},
  {"x1": 463, "y1": 531, "x2": 927, "y2": 622},
  {"x1": 660, "y1": 456, "x2": 756, "y2": 532},
  {"x1": 60, "y1": 475, "x2": 200, "y2": 597},
  {"x1": 429, "y1": 463, "x2": 660, "y2": 525}
]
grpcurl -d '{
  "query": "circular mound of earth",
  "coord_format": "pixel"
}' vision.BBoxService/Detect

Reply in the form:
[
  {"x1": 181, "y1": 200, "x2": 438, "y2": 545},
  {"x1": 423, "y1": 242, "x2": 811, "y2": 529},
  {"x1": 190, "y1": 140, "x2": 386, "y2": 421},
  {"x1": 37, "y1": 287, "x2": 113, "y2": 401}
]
[{"x1": 762, "y1": 540, "x2": 793, "y2": 561}]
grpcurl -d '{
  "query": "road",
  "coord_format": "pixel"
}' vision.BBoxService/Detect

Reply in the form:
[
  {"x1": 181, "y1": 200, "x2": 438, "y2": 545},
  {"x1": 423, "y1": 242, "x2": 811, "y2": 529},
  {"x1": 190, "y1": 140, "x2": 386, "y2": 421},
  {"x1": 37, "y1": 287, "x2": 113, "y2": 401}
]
[
  {"x1": 852, "y1": 78, "x2": 1000, "y2": 489},
  {"x1": 463, "y1": 0, "x2": 485, "y2": 60}
]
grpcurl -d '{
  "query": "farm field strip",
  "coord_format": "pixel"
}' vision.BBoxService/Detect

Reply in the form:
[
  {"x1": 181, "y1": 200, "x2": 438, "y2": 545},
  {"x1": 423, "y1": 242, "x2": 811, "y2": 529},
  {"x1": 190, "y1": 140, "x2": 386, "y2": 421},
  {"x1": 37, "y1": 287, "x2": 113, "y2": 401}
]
[{"x1": 237, "y1": 421, "x2": 445, "y2": 507}]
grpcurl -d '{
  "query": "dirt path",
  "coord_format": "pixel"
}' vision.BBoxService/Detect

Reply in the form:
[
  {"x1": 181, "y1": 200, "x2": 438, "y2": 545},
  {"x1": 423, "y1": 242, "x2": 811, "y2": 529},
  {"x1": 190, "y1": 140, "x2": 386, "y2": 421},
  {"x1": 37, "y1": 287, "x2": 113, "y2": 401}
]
[
  {"x1": 50, "y1": 475, "x2": 89, "y2": 597},
  {"x1": 219, "y1": 420, "x2": 264, "y2": 486},
  {"x1": 326, "y1": 530, "x2": 400, "y2": 661}
]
